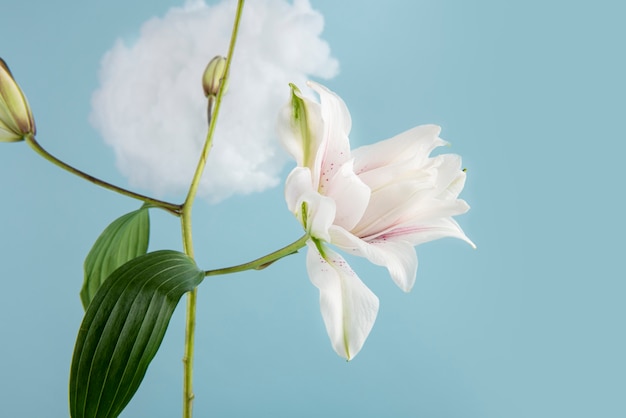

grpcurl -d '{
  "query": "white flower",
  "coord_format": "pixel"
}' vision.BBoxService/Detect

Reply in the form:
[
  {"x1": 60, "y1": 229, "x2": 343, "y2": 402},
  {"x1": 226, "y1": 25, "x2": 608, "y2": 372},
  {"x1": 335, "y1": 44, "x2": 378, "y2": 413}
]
[{"x1": 278, "y1": 81, "x2": 474, "y2": 360}]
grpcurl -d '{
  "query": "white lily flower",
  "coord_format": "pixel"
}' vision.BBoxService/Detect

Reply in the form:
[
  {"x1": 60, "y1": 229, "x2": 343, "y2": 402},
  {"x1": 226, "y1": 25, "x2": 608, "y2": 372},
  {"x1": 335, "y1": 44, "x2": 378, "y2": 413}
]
[{"x1": 278, "y1": 81, "x2": 474, "y2": 360}]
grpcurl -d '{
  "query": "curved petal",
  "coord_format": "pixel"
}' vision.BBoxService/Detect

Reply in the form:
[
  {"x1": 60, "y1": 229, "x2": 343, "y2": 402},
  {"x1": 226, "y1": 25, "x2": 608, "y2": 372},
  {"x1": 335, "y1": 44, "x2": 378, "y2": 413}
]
[
  {"x1": 308, "y1": 81, "x2": 353, "y2": 186},
  {"x1": 352, "y1": 124, "x2": 445, "y2": 175},
  {"x1": 323, "y1": 159, "x2": 371, "y2": 231},
  {"x1": 436, "y1": 159, "x2": 467, "y2": 200},
  {"x1": 306, "y1": 242, "x2": 379, "y2": 360},
  {"x1": 304, "y1": 193, "x2": 336, "y2": 242},
  {"x1": 403, "y1": 196, "x2": 471, "y2": 224},
  {"x1": 382, "y1": 217, "x2": 476, "y2": 249},
  {"x1": 330, "y1": 226, "x2": 418, "y2": 292},
  {"x1": 276, "y1": 85, "x2": 324, "y2": 169},
  {"x1": 429, "y1": 153, "x2": 466, "y2": 198},
  {"x1": 353, "y1": 178, "x2": 471, "y2": 239},
  {"x1": 352, "y1": 178, "x2": 434, "y2": 238},
  {"x1": 285, "y1": 167, "x2": 336, "y2": 241},
  {"x1": 356, "y1": 155, "x2": 429, "y2": 193},
  {"x1": 308, "y1": 81, "x2": 351, "y2": 143},
  {"x1": 284, "y1": 166, "x2": 314, "y2": 213}
]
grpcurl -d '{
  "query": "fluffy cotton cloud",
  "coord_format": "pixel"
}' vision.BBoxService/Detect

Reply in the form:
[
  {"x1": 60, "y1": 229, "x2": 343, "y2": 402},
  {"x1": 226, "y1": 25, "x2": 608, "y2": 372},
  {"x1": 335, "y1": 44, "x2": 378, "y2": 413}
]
[{"x1": 90, "y1": 0, "x2": 338, "y2": 202}]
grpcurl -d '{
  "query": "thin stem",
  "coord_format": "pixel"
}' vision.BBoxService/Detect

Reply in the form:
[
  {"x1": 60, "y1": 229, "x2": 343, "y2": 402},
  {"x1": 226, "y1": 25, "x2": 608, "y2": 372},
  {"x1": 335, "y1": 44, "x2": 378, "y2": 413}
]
[
  {"x1": 181, "y1": 2, "x2": 245, "y2": 418},
  {"x1": 23, "y1": 134, "x2": 182, "y2": 215},
  {"x1": 181, "y1": 214, "x2": 196, "y2": 418},
  {"x1": 183, "y1": 5, "x2": 242, "y2": 209},
  {"x1": 205, "y1": 234, "x2": 309, "y2": 277},
  {"x1": 181, "y1": 272, "x2": 197, "y2": 418}
]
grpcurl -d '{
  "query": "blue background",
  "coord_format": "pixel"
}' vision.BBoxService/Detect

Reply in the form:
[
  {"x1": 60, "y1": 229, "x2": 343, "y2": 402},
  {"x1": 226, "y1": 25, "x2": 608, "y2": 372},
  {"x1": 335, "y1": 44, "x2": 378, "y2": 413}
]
[{"x1": 1, "y1": 1, "x2": 624, "y2": 417}]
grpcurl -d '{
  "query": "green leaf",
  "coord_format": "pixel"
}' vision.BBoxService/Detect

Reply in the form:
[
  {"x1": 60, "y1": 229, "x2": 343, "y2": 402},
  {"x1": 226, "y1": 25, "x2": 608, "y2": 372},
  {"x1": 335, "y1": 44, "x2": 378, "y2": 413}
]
[
  {"x1": 69, "y1": 250, "x2": 204, "y2": 418},
  {"x1": 81, "y1": 206, "x2": 150, "y2": 310}
]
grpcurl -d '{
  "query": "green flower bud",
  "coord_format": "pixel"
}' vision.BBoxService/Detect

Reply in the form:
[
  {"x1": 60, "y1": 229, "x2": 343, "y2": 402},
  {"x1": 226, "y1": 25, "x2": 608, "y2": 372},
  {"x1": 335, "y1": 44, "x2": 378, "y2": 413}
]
[
  {"x1": 202, "y1": 55, "x2": 228, "y2": 97},
  {"x1": 0, "y1": 58, "x2": 35, "y2": 142}
]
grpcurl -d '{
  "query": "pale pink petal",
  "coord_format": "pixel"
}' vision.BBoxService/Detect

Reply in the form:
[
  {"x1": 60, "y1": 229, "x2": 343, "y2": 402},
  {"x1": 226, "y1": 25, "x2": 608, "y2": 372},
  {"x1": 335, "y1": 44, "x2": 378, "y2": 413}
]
[
  {"x1": 306, "y1": 242, "x2": 379, "y2": 360},
  {"x1": 329, "y1": 226, "x2": 418, "y2": 292},
  {"x1": 403, "y1": 196, "x2": 471, "y2": 225},
  {"x1": 323, "y1": 159, "x2": 371, "y2": 231},
  {"x1": 354, "y1": 178, "x2": 471, "y2": 239},
  {"x1": 352, "y1": 179, "x2": 435, "y2": 238},
  {"x1": 308, "y1": 81, "x2": 353, "y2": 186},
  {"x1": 352, "y1": 124, "x2": 445, "y2": 175},
  {"x1": 371, "y1": 240, "x2": 418, "y2": 292},
  {"x1": 356, "y1": 154, "x2": 429, "y2": 192},
  {"x1": 381, "y1": 217, "x2": 476, "y2": 249}
]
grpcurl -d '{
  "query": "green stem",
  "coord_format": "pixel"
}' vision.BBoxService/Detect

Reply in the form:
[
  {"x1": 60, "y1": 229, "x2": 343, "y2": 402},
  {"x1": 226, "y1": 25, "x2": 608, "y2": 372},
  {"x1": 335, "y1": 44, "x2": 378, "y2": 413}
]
[
  {"x1": 23, "y1": 134, "x2": 182, "y2": 215},
  {"x1": 205, "y1": 234, "x2": 309, "y2": 277},
  {"x1": 180, "y1": 2, "x2": 245, "y2": 418},
  {"x1": 180, "y1": 213, "x2": 196, "y2": 418}
]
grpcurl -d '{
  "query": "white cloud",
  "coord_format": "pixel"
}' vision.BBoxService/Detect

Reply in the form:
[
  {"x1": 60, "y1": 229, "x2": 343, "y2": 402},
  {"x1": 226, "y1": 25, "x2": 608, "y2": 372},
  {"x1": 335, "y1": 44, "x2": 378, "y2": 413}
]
[{"x1": 90, "y1": 0, "x2": 338, "y2": 202}]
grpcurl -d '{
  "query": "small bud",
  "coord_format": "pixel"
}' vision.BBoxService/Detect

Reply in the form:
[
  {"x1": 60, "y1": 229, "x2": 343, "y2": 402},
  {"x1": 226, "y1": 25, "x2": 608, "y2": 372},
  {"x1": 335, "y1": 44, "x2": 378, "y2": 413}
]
[
  {"x1": 202, "y1": 55, "x2": 228, "y2": 97},
  {"x1": 0, "y1": 58, "x2": 36, "y2": 142}
]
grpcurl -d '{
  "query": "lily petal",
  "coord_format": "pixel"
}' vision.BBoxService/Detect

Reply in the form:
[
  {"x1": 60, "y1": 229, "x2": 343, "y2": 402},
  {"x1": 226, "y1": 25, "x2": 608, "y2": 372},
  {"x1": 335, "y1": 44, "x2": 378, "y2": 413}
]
[
  {"x1": 352, "y1": 124, "x2": 445, "y2": 175},
  {"x1": 383, "y1": 217, "x2": 476, "y2": 249},
  {"x1": 354, "y1": 178, "x2": 470, "y2": 239},
  {"x1": 285, "y1": 167, "x2": 336, "y2": 241},
  {"x1": 303, "y1": 194, "x2": 336, "y2": 243},
  {"x1": 276, "y1": 84, "x2": 324, "y2": 168},
  {"x1": 330, "y1": 226, "x2": 418, "y2": 292},
  {"x1": 284, "y1": 166, "x2": 314, "y2": 214},
  {"x1": 324, "y1": 159, "x2": 370, "y2": 232},
  {"x1": 430, "y1": 154, "x2": 465, "y2": 197},
  {"x1": 306, "y1": 241, "x2": 379, "y2": 360},
  {"x1": 308, "y1": 81, "x2": 352, "y2": 187}
]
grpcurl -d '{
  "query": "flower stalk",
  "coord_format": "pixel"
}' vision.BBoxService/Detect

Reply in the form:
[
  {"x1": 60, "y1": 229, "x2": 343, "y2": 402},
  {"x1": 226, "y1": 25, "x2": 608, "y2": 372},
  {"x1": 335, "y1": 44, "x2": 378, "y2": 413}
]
[
  {"x1": 2, "y1": 58, "x2": 181, "y2": 214},
  {"x1": 24, "y1": 134, "x2": 182, "y2": 215},
  {"x1": 205, "y1": 234, "x2": 309, "y2": 277},
  {"x1": 180, "y1": 1, "x2": 245, "y2": 417}
]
